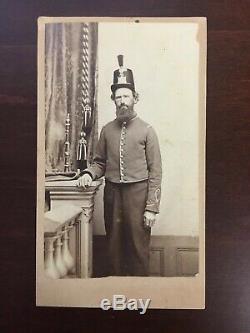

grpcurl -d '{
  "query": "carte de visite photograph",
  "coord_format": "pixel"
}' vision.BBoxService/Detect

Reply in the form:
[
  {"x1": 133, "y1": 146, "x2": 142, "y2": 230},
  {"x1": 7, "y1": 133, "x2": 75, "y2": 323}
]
[{"x1": 37, "y1": 17, "x2": 206, "y2": 309}]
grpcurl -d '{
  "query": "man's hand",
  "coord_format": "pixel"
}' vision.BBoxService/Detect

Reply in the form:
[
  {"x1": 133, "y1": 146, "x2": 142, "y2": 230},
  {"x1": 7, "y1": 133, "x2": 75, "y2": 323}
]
[
  {"x1": 143, "y1": 210, "x2": 157, "y2": 228},
  {"x1": 77, "y1": 173, "x2": 93, "y2": 189}
]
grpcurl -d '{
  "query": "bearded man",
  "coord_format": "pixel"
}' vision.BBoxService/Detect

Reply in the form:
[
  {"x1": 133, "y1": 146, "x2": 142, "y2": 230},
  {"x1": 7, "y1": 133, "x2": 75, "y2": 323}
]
[{"x1": 78, "y1": 56, "x2": 162, "y2": 276}]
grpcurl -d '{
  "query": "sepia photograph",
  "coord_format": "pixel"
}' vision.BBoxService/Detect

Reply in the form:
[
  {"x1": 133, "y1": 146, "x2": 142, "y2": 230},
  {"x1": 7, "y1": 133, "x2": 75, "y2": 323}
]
[{"x1": 37, "y1": 17, "x2": 206, "y2": 309}]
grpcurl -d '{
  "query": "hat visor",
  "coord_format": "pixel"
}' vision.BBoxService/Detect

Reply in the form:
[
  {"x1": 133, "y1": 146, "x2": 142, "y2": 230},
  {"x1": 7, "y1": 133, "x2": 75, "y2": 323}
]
[{"x1": 111, "y1": 83, "x2": 135, "y2": 93}]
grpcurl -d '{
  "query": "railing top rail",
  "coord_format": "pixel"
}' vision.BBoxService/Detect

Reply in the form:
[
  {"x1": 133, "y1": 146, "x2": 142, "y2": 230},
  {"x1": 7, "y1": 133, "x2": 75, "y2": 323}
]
[
  {"x1": 44, "y1": 205, "x2": 82, "y2": 234},
  {"x1": 45, "y1": 178, "x2": 103, "y2": 189}
]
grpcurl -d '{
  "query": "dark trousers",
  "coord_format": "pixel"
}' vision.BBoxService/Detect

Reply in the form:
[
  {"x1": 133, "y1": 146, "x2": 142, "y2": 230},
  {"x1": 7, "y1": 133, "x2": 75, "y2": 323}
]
[{"x1": 104, "y1": 180, "x2": 151, "y2": 276}]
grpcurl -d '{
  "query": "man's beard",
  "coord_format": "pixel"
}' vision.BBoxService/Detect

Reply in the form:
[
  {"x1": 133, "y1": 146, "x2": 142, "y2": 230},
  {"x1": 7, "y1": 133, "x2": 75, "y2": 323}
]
[{"x1": 116, "y1": 105, "x2": 136, "y2": 122}]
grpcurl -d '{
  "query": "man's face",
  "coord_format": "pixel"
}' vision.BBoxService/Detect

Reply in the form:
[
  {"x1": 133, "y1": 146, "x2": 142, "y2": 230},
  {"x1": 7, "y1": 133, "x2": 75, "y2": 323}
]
[{"x1": 113, "y1": 87, "x2": 136, "y2": 121}]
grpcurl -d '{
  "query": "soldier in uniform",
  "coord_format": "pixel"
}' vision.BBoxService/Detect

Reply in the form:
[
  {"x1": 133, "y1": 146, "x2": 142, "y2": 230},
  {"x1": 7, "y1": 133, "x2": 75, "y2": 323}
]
[{"x1": 77, "y1": 55, "x2": 162, "y2": 276}]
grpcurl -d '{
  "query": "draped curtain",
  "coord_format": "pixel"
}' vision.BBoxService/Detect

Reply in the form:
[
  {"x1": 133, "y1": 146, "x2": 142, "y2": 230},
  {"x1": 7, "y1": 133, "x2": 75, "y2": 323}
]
[{"x1": 45, "y1": 22, "x2": 98, "y2": 172}]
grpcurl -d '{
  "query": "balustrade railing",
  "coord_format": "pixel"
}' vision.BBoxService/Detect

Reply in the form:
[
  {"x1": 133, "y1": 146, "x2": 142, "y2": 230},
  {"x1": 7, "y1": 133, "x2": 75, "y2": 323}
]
[{"x1": 44, "y1": 205, "x2": 83, "y2": 279}]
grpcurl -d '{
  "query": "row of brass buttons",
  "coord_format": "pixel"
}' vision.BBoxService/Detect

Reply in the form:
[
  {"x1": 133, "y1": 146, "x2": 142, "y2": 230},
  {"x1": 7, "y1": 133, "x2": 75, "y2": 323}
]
[{"x1": 120, "y1": 122, "x2": 127, "y2": 181}]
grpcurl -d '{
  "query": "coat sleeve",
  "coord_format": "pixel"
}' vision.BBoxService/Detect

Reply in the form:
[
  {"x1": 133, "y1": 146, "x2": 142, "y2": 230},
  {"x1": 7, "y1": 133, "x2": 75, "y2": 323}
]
[
  {"x1": 145, "y1": 126, "x2": 162, "y2": 213},
  {"x1": 80, "y1": 127, "x2": 106, "y2": 180}
]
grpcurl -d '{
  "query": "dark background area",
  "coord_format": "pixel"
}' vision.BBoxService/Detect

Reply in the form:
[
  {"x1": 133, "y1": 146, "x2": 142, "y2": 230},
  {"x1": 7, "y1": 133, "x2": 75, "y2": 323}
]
[{"x1": 0, "y1": 1, "x2": 250, "y2": 332}]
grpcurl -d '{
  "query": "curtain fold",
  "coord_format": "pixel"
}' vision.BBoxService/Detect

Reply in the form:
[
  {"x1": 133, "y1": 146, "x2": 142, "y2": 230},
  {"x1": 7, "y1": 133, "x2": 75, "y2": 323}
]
[{"x1": 45, "y1": 22, "x2": 98, "y2": 172}]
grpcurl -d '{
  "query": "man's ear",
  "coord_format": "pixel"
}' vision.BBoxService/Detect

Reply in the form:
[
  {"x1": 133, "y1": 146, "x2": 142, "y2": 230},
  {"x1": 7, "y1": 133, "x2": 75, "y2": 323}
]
[{"x1": 133, "y1": 92, "x2": 139, "y2": 104}]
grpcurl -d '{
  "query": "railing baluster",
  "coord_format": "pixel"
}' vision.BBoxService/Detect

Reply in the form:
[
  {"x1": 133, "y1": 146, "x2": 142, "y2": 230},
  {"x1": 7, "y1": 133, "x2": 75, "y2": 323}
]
[
  {"x1": 44, "y1": 236, "x2": 60, "y2": 279},
  {"x1": 54, "y1": 234, "x2": 68, "y2": 277},
  {"x1": 61, "y1": 226, "x2": 74, "y2": 273}
]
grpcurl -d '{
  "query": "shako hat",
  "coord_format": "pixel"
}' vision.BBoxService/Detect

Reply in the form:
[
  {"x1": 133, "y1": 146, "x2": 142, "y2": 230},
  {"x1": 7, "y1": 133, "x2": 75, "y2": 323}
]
[{"x1": 111, "y1": 55, "x2": 135, "y2": 93}]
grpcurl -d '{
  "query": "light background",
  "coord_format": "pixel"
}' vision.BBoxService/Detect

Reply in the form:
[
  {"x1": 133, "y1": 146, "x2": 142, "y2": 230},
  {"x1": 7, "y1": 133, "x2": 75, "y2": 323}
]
[{"x1": 94, "y1": 22, "x2": 200, "y2": 236}]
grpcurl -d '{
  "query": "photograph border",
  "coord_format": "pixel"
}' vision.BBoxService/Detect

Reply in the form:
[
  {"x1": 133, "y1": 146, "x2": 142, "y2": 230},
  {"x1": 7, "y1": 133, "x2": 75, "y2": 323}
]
[{"x1": 36, "y1": 16, "x2": 206, "y2": 309}]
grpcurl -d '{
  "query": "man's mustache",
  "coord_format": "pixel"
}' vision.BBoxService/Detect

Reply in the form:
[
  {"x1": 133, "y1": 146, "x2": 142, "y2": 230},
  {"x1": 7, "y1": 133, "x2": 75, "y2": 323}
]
[{"x1": 118, "y1": 104, "x2": 129, "y2": 111}]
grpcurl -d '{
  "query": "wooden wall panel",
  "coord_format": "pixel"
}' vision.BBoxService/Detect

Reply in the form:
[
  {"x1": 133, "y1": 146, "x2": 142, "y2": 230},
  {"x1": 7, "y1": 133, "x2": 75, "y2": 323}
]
[
  {"x1": 149, "y1": 247, "x2": 165, "y2": 276},
  {"x1": 176, "y1": 248, "x2": 199, "y2": 276},
  {"x1": 150, "y1": 236, "x2": 199, "y2": 277},
  {"x1": 93, "y1": 235, "x2": 199, "y2": 277}
]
